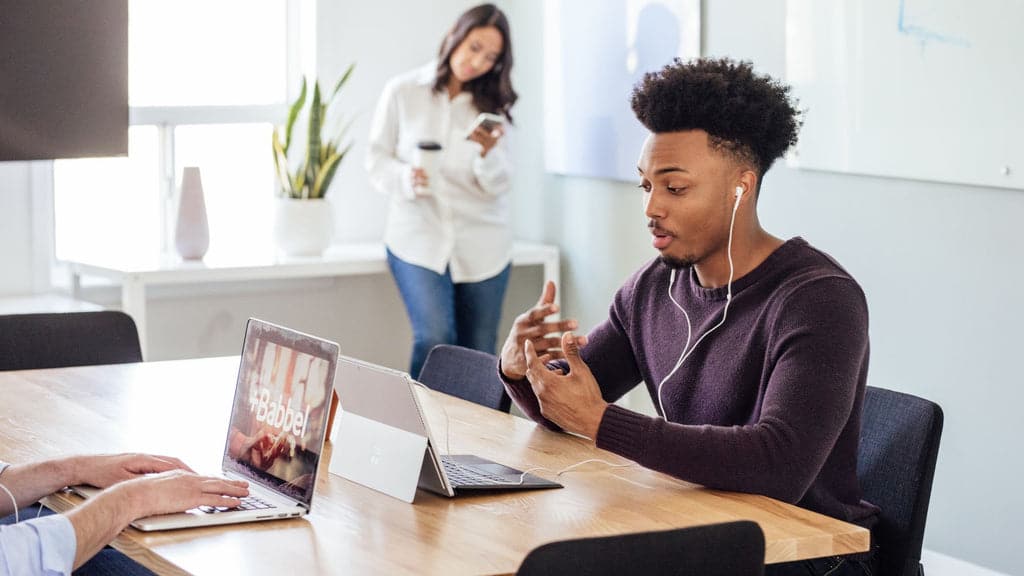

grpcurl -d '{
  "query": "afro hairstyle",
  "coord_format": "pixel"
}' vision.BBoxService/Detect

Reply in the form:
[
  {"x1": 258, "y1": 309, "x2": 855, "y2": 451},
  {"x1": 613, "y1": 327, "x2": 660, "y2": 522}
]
[{"x1": 631, "y1": 57, "x2": 802, "y2": 176}]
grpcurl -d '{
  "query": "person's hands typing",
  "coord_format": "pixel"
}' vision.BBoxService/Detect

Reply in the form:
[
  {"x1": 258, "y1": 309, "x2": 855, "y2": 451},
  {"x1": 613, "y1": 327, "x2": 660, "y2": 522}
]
[{"x1": 71, "y1": 453, "x2": 194, "y2": 488}]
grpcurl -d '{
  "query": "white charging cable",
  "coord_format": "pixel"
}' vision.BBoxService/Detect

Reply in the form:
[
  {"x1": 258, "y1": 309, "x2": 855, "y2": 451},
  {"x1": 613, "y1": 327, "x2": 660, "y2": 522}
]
[
  {"x1": 554, "y1": 458, "x2": 636, "y2": 476},
  {"x1": 0, "y1": 482, "x2": 19, "y2": 524},
  {"x1": 490, "y1": 458, "x2": 637, "y2": 487},
  {"x1": 0, "y1": 483, "x2": 60, "y2": 523},
  {"x1": 656, "y1": 192, "x2": 742, "y2": 419}
]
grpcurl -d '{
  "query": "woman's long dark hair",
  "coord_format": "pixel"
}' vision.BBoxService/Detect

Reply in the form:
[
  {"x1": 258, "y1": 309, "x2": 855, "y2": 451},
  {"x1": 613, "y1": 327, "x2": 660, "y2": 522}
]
[{"x1": 433, "y1": 4, "x2": 517, "y2": 123}]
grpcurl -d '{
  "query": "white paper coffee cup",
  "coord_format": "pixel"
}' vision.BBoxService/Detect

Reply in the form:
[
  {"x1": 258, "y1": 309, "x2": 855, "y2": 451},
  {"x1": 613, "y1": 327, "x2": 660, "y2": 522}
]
[{"x1": 414, "y1": 140, "x2": 443, "y2": 194}]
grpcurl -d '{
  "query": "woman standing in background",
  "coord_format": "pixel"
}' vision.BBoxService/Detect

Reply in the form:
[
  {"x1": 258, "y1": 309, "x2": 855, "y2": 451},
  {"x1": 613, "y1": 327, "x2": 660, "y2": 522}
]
[{"x1": 366, "y1": 4, "x2": 517, "y2": 378}]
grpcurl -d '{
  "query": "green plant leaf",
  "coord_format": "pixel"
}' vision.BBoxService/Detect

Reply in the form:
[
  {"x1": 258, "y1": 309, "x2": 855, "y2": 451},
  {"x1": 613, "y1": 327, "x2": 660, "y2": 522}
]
[
  {"x1": 337, "y1": 140, "x2": 353, "y2": 162},
  {"x1": 328, "y1": 63, "x2": 355, "y2": 106},
  {"x1": 322, "y1": 142, "x2": 353, "y2": 198},
  {"x1": 307, "y1": 81, "x2": 323, "y2": 194},
  {"x1": 329, "y1": 116, "x2": 357, "y2": 157},
  {"x1": 284, "y1": 77, "x2": 307, "y2": 154},
  {"x1": 319, "y1": 64, "x2": 355, "y2": 156},
  {"x1": 321, "y1": 140, "x2": 335, "y2": 166},
  {"x1": 272, "y1": 128, "x2": 293, "y2": 197},
  {"x1": 292, "y1": 156, "x2": 308, "y2": 199},
  {"x1": 313, "y1": 148, "x2": 345, "y2": 199},
  {"x1": 274, "y1": 63, "x2": 356, "y2": 201}
]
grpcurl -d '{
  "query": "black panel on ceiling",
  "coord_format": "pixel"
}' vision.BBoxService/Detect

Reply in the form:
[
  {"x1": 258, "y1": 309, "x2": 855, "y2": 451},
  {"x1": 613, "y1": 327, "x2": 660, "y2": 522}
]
[{"x1": 0, "y1": 0, "x2": 129, "y2": 161}]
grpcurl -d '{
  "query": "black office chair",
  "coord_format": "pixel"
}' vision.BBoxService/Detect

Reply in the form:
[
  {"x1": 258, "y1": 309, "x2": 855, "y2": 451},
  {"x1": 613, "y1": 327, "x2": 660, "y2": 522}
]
[
  {"x1": 417, "y1": 344, "x2": 512, "y2": 413},
  {"x1": 0, "y1": 311, "x2": 143, "y2": 371},
  {"x1": 858, "y1": 386, "x2": 944, "y2": 576},
  {"x1": 516, "y1": 520, "x2": 765, "y2": 576}
]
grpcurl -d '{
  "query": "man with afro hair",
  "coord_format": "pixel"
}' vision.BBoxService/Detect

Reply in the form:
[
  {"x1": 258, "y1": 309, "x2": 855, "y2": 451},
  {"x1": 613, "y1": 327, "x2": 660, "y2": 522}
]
[{"x1": 499, "y1": 58, "x2": 877, "y2": 575}]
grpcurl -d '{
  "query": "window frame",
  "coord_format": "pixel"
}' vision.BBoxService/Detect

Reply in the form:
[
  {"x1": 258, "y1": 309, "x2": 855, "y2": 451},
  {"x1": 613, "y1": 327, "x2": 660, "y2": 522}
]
[{"x1": 39, "y1": 0, "x2": 311, "y2": 287}]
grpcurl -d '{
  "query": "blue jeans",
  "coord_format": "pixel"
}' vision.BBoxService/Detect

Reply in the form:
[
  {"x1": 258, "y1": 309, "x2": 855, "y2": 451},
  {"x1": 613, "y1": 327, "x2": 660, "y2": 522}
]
[{"x1": 387, "y1": 249, "x2": 511, "y2": 378}]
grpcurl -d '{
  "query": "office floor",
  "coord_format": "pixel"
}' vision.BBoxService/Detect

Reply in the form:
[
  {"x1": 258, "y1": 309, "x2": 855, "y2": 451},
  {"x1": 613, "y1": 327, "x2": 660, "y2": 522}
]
[{"x1": 922, "y1": 550, "x2": 1009, "y2": 576}]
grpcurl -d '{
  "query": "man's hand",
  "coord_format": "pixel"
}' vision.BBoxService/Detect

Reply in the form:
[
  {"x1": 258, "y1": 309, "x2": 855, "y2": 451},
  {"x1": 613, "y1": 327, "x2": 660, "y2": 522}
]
[
  {"x1": 67, "y1": 469, "x2": 250, "y2": 569},
  {"x1": 500, "y1": 281, "x2": 586, "y2": 380},
  {"x1": 523, "y1": 332, "x2": 608, "y2": 440},
  {"x1": 116, "y1": 470, "x2": 250, "y2": 519},
  {"x1": 71, "y1": 453, "x2": 194, "y2": 488}
]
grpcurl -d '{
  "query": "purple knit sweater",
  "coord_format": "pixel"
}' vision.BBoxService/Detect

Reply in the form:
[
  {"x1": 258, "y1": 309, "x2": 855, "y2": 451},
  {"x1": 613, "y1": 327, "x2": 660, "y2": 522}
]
[{"x1": 504, "y1": 237, "x2": 879, "y2": 526}]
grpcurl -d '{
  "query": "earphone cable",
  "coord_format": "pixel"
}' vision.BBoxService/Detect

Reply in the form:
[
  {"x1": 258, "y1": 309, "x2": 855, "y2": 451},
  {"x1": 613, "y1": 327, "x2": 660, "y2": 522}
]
[
  {"x1": 656, "y1": 192, "x2": 742, "y2": 419},
  {"x1": 0, "y1": 481, "x2": 19, "y2": 524}
]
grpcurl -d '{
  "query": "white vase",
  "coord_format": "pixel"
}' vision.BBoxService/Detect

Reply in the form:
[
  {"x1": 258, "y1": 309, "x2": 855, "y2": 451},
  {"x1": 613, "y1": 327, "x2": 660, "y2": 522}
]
[
  {"x1": 174, "y1": 166, "x2": 209, "y2": 260},
  {"x1": 273, "y1": 197, "x2": 334, "y2": 257}
]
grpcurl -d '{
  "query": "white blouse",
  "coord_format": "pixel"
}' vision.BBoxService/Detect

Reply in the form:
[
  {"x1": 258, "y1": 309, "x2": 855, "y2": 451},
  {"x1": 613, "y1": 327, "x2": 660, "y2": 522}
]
[{"x1": 365, "y1": 62, "x2": 513, "y2": 283}]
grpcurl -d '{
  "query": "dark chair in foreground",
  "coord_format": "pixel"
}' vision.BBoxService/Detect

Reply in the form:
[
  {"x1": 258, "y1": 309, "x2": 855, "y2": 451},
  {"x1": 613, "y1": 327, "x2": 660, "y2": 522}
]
[
  {"x1": 418, "y1": 344, "x2": 511, "y2": 413},
  {"x1": 516, "y1": 520, "x2": 765, "y2": 576},
  {"x1": 0, "y1": 311, "x2": 142, "y2": 371},
  {"x1": 858, "y1": 386, "x2": 944, "y2": 576}
]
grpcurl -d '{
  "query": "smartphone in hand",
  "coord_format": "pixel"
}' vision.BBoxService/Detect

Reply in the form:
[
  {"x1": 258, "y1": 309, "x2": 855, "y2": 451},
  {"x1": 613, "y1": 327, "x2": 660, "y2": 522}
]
[{"x1": 466, "y1": 112, "x2": 504, "y2": 139}]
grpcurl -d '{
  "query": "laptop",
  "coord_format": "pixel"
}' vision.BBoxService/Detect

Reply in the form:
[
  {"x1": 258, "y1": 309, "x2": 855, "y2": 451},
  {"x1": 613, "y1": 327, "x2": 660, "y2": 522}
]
[
  {"x1": 329, "y1": 355, "x2": 561, "y2": 503},
  {"x1": 73, "y1": 318, "x2": 339, "y2": 531}
]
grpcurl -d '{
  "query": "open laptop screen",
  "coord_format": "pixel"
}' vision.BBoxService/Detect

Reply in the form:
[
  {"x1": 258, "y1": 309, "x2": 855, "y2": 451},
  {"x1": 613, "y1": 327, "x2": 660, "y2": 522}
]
[{"x1": 221, "y1": 319, "x2": 338, "y2": 506}]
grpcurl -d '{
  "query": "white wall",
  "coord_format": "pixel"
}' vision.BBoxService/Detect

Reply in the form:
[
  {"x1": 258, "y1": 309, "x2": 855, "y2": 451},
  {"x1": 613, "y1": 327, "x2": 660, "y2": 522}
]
[{"x1": 1, "y1": 0, "x2": 1019, "y2": 573}]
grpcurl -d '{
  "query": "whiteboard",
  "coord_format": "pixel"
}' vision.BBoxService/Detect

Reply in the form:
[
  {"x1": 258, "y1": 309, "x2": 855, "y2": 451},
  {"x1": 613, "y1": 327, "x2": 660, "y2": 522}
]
[
  {"x1": 785, "y1": 0, "x2": 1022, "y2": 190},
  {"x1": 543, "y1": 0, "x2": 701, "y2": 182}
]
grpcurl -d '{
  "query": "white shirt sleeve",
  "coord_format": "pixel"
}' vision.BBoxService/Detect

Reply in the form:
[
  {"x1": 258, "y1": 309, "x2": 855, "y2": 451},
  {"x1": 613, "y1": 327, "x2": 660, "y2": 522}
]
[
  {"x1": 365, "y1": 79, "x2": 416, "y2": 200},
  {"x1": 0, "y1": 514, "x2": 77, "y2": 576}
]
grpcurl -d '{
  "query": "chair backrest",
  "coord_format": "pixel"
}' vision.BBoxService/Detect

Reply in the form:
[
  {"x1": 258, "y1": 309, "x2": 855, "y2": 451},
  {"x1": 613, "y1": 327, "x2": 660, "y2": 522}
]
[
  {"x1": 858, "y1": 386, "x2": 944, "y2": 576},
  {"x1": 516, "y1": 520, "x2": 765, "y2": 576},
  {"x1": 417, "y1": 345, "x2": 511, "y2": 413},
  {"x1": 0, "y1": 311, "x2": 143, "y2": 371}
]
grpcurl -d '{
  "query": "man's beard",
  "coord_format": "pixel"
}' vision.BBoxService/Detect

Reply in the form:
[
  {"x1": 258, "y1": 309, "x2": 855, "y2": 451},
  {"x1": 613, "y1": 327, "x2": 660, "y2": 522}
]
[
  {"x1": 658, "y1": 254, "x2": 695, "y2": 269},
  {"x1": 649, "y1": 219, "x2": 696, "y2": 269}
]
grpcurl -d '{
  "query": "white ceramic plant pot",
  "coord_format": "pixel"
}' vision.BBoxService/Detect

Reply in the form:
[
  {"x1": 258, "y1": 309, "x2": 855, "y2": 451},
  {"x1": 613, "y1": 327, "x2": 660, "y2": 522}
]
[{"x1": 273, "y1": 198, "x2": 334, "y2": 257}]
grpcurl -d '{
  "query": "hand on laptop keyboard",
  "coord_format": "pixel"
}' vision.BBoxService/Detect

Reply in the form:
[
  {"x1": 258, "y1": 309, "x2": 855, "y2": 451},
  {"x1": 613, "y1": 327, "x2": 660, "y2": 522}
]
[
  {"x1": 197, "y1": 495, "x2": 275, "y2": 514},
  {"x1": 110, "y1": 470, "x2": 250, "y2": 519}
]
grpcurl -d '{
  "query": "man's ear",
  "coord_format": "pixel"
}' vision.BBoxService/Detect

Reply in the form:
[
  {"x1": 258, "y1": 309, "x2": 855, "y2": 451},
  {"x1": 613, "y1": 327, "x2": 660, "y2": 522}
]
[{"x1": 736, "y1": 170, "x2": 758, "y2": 202}]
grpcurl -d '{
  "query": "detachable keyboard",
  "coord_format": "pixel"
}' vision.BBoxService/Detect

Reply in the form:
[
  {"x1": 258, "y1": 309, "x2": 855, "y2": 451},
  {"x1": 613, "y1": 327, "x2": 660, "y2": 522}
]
[{"x1": 442, "y1": 458, "x2": 517, "y2": 487}]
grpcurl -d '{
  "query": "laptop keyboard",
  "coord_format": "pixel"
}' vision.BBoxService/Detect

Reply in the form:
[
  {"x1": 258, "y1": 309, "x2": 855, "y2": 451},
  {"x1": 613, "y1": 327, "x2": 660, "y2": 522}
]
[
  {"x1": 442, "y1": 459, "x2": 515, "y2": 487},
  {"x1": 197, "y1": 494, "x2": 277, "y2": 514}
]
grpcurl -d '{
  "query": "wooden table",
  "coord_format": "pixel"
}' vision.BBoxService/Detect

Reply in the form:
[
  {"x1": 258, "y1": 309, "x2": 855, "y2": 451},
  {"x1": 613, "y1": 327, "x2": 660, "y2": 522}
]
[{"x1": 0, "y1": 358, "x2": 869, "y2": 575}]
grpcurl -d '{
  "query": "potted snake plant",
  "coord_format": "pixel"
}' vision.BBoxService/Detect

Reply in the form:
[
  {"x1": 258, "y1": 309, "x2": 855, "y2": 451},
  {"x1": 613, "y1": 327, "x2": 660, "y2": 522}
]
[{"x1": 271, "y1": 64, "x2": 355, "y2": 256}]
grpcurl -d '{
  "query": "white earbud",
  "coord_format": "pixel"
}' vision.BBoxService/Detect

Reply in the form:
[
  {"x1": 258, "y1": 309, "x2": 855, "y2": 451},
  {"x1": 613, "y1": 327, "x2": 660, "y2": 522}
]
[{"x1": 735, "y1": 185, "x2": 744, "y2": 199}]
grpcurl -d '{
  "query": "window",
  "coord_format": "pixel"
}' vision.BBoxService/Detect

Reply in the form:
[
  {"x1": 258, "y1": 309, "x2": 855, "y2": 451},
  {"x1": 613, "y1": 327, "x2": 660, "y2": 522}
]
[{"x1": 53, "y1": 0, "x2": 310, "y2": 264}]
